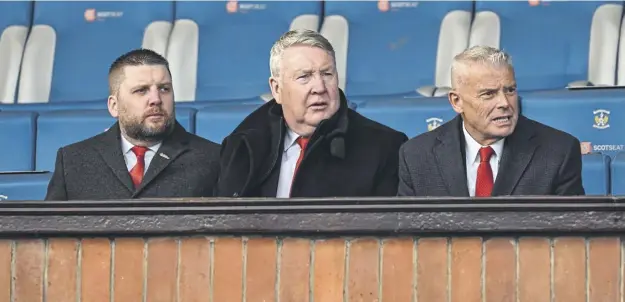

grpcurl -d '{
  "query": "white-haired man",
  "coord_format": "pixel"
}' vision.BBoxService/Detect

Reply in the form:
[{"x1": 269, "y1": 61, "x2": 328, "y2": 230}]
[
  {"x1": 216, "y1": 29, "x2": 408, "y2": 198},
  {"x1": 398, "y1": 45, "x2": 585, "y2": 197}
]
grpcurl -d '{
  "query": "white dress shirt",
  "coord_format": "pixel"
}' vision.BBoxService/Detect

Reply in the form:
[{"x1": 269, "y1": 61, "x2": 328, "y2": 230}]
[
  {"x1": 276, "y1": 128, "x2": 303, "y2": 198},
  {"x1": 462, "y1": 123, "x2": 505, "y2": 197},
  {"x1": 121, "y1": 135, "x2": 162, "y2": 175}
]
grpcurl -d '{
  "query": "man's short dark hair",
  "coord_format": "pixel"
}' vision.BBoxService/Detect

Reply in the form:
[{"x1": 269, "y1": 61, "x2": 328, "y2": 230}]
[{"x1": 108, "y1": 48, "x2": 171, "y2": 95}]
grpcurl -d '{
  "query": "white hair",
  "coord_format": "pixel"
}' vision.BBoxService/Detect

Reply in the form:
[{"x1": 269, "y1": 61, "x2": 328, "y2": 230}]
[
  {"x1": 269, "y1": 29, "x2": 335, "y2": 78},
  {"x1": 451, "y1": 45, "x2": 513, "y2": 87}
]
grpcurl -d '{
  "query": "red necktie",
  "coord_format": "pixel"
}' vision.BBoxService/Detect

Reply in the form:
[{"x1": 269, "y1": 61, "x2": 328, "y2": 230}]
[
  {"x1": 475, "y1": 146, "x2": 495, "y2": 197},
  {"x1": 129, "y1": 146, "x2": 149, "y2": 189},
  {"x1": 290, "y1": 137, "x2": 309, "y2": 196}
]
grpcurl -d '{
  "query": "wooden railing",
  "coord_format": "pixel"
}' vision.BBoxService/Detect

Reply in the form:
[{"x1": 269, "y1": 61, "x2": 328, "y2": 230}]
[{"x1": 0, "y1": 196, "x2": 623, "y2": 302}]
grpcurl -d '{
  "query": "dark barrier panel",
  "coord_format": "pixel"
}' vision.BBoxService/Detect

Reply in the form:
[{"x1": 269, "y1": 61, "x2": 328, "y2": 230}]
[{"x1": 0, "y1": 196, "x2": 624, "y2": 301}]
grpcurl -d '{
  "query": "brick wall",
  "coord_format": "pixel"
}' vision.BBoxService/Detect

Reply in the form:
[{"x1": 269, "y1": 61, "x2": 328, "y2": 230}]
[{"x1": 0, "y1": 236, "x2": 620, "y2": 301}]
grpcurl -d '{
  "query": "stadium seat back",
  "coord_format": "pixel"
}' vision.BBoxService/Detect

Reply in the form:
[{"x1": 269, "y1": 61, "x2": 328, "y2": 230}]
[
  {"x1": 0, "y1": 112, "x2": 37, "y2": 172},
  {"x1": 521, "y1": 89, "x2": 625, "y2": 159},
  {"x1": 470, "y1": 1, "x2": 623, "y2": 91},
  {"x1": 195, "y1": 103, "x2": 263, "y2": 144},
  {"x1": 0, "y1": 173, "x2": 52, "y2": 201},
  {"x1": 0, "y1": 2, "x2": 32, "y2": 104},
  {"x1": 356, "y1": 97, "x2": 457, "y2": 138},
  {"x1": 167, "y1": 1, "x2": 322, "y2": 102},
  {"x1": 321, "y1": 1, "x2": 472, "y2": 97},
  {"x1": 582, "y1": 153, "x2": 610, "y2": 195},
  {"x1": 18, "y1": 1, "x2": 174, "y2": 103}
]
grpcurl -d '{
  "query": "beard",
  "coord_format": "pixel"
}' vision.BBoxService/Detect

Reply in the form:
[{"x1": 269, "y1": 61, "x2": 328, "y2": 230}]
[{"x1": 119, "y1": 108, "x2": 175, "y2": 143}]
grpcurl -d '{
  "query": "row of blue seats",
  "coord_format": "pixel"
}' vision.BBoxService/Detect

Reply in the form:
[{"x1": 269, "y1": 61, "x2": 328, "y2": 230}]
[
  {"x1": 0, "y1": 88, "x2": 624, "y2": 200},
  {"x1": 2, "y1": 88, "x2": 625, "y2": 171},
  {"x1": 1, "y1": 1, "x2": 625, "y2": 105}
]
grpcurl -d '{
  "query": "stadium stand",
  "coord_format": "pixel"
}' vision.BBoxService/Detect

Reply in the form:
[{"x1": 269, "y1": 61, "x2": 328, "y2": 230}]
[
  {"x1": 35, "y1": 108, "x2": 197, "y2": 172},
  {"x1": 167, "y1": 1, "x2": 322, "y2": 102},
  {"x1": 16, "y1": 1, "x2": 174, "y2": 104},
  {"x1": 0, "y1": 1, "x2": 32, "y2": 104},
  {"x1": 470, "y1": 0, "x2": 623, "y2": 91},
  {"x1": 320, "y1": 1, "x2": 472, "y2": 98},
  {"x1": 0, "y1": 112, "x2": 37, "y2": 172},
  {"x1": 520, "y1": 88, "x2": 625, "y2": 159}
]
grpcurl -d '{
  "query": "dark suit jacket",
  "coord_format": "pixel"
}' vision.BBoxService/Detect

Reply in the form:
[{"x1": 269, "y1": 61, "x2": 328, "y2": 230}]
[
  {"x1": 45, "y1": 122, "x2": 221, "y2": 200},
  {"x1": 398, "y1": 115, "x2": 585, "y2": 197},
  {"x1": 215, "y1": 89, "x2": 409, "y2": 198}
]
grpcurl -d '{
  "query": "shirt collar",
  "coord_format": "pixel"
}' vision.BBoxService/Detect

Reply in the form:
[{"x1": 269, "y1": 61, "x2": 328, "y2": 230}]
[
  {"x1": 283, "y1": 127, "x2": 301, "y2": 152},
  {"x1": 462, "y1": 122, "x2": 505, "y2": 163},
  {"x1": 121, "y1": 135, "x2": 162, "y2": 155}
]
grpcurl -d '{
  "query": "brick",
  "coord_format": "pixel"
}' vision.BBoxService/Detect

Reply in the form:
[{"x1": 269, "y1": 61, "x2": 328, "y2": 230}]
[
  {"x1": 80, "y1": 238, "x2": 111, "y2": 302},
  {"x1": 245, "y1": 237, "x2": 277, "y2": 302},
  {"x1": 0, "y1": 240, "x2": 13, "y2": 302},
  {"x1": 416, "y1": 238, "x2": 448, "y2": 302},
  {"x1": 179, "y1": 237, "x2": 211, "y2": 302},
  {"x1": 146, "y1": 238, "x2": 179, "y2": 302},
  {"x1": 450, "y1": 237, "x2": 482, "y2": 302},
  {"x1": 347, "y1": 238, "x2": 380, "y2": 302},
  {"x1": 113, "y1": 238, "x2": 144, "y2": 302},
  {"x1": 45, "y1": 239, "x2": 78, "y2": 302},
  {"x1": 484, "y1": 238, "x2": 515, "y2": 302},
  {"x1": 14, "y1": 240, "x2": 45, "y2": 302},
  {"x1": 313, "y1": 239, "x2": 346, "y2": 302},
  {"x1": 588, "y1": 237, "x2": 620, "y2": 301},
  {"x1": 517, "y1": 238, "x2": 550, "y2": 302},
  {"x1": 553, "y1": 237, "x2": 586, "y2": 302},
  {"x1": 213, "y1": 237, "x2": 243, "y2": 302},
  {"x1": 381, "y1": 238, "x2": 413, "y2": 302},
  {"x1": 278, "y1": 238, "x2": 311, "y2": 302}
]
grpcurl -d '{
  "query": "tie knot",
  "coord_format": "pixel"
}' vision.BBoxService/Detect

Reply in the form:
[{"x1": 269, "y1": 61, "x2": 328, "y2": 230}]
[
  {"x1": 296, "y1": 137, "x2": 310, "y2": 150},
  {"x1": 479, "y1": 146, "x2": 494, "y2": 162},
  {"x1": 131, "y1": 146, "x2": 149, "y2": 157}
]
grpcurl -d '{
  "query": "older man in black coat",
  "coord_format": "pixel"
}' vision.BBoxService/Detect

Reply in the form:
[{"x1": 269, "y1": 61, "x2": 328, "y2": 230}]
[{"x1": 216, "y1": 29, "x2": 408, "y2": 198}]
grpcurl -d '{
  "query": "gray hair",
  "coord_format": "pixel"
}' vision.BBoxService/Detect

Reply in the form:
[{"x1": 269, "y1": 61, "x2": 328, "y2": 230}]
[
  {"x1": 451, "y1": 45, "x2": 513, "y2": 87},
  {"x1": 269, "y1": 29, "x2": 335, "y2": 78}
]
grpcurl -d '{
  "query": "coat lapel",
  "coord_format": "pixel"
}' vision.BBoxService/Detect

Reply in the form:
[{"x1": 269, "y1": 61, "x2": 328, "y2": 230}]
[
  {"x1": 92, "y1": 123, "x2": 135, "y2": 193},
  {"x1": 133, "y1": 123, "x2": 190, "y2": 196},
  {"x1": 433, "y1": 116, "x2": 470, "y2": 197},
  {"x1": 491, "y1": 116, "x2": 537, "y2": 196}
]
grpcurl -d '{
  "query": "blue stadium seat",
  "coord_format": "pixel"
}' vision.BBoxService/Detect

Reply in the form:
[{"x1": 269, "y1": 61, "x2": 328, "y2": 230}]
[
  {"x1": 582, "y1": 153, "x2": 610, "y2": 195},
  {"x1": 470, "y1": 1, "x2": 623, "y2": 91},
  {"x1": 17, "y1": 1, "x2": 174, "y2": 103},
  {"x1": 320, "y1": 1, "x2": 472, "y2": 98},
  {"x1": 0, "y1": 1, "x2": 32, "y2": 104},
  {"x1": 36, "y1": 108, "x2": 197, "y2": 171},
  {"x1": 356, "y1": 97, "x2": 456, "y2": 138},
  {"x1": 0, "y1": 99, "x2": 107, "y2": 112},
  {"x1": 521, "y1": 89, "x2": 625, "y2": 158},
  {"x1": 167, "y1": 1, "x2": 322, "y2": 102},
  {"x1": 0, "y1": 112, "x2": 37, "y2": 172},
  {"x1": 0, "y1": 172, "x2": 52, "y2": 201},
  {"x1": 195, "y1": 103, "x2": 263, "y2": 144},
  {"x1": 610, "y1": 151, "x2": 625, "y2": 195}
]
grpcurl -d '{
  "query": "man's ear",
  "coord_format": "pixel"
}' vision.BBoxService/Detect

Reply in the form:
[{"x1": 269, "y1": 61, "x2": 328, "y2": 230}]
[
  {"x1": 448, "y1": 90, "x2": 463, "y2": 114},
  {"x1": 269, "y1": 76, "x2": 281, "y2": 104},
  {"x1": 108, "y1": 94, "x2": 119, "y2": 118}
]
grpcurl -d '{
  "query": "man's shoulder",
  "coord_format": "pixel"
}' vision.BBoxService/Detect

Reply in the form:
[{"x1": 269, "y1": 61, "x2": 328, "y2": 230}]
[
  {"x1": 348, "y1": 109, "x2": 408, "y2": 143},
  {"x1": 58, "y1": 131, "x2": 108, "y2": 155},
  {"x1": 183, "y1": 131, "x2": 221, "y2": 152}
]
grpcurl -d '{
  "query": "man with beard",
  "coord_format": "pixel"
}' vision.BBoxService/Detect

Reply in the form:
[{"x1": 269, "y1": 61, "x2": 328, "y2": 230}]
[
  {"x1": 215, "y1": 29, "x2": 408, "y2": 197},
  {"x1": 45, "y1": 49, "x2": 221, "y2": 201}
]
